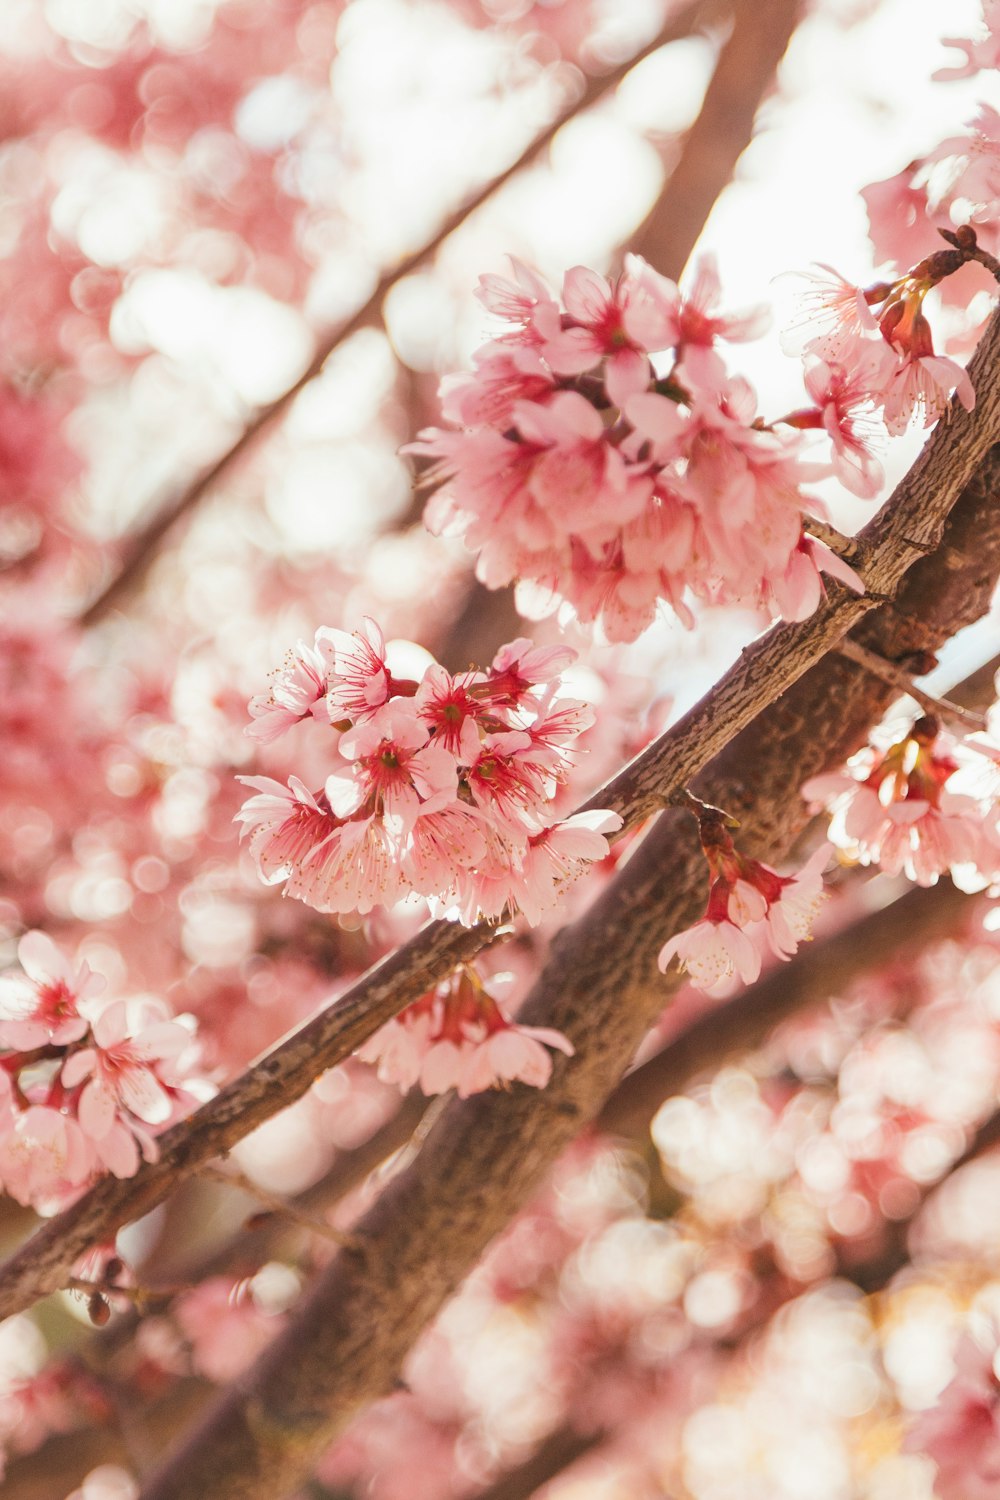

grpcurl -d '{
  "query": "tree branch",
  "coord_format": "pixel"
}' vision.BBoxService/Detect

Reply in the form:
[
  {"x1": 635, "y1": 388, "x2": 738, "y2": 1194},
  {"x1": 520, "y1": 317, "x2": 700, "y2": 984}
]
[
  {"x1": 3, "y1": 311, "x2": 999, "y2": 1332},
  {"x1": 626, "y1": 0, "x2": 802, "y2": 277},
  {"x1": 129, "y1": 324, "x2": 1000, "y2": 1497}
]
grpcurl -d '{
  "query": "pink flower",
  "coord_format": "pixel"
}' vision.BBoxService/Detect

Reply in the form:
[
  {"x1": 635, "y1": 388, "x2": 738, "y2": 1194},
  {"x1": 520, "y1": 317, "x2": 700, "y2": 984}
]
[
  {"x1": 441, "y1": 344, "x2": 555, "y2": 428},
  {"x1": 904, "y1": 1323, "x2": 1000, "y2": 1500},
  {"x1": 414, "y1": 663, "x2": 486, "y2": 756},
  {"x1": 514, "y1": 810, "x2": 621, "y2": 925},
  {"x1": 0, "y1": 931, "x2": 102, "y2": 1050},
  {"x1": 286, "y1": 813, "x2": 400, "y2": 915},
  {"x1": 933, "y1": 4, "x2": 1000, "y2": 80},
  {"x1": 458, "y1": 1023, "x2": 574, "y2": 1097},
  {"x1": 327, "y1": 702, "x2": 457, "y2": 836},
  {"x1": 475, "y1": 257, "x2": 562, "y2": 342},
  {"x1": 758, "y1": 843, "x2": 831, "y2": 959},
  {"x1": 658, "y1": 814, "x2": 830, "y2": 992},
  {"x1": 358, "y1": 971, "x2": 574, "y2": 1099},
  {"x1": 245, "y1": 634, "x2": 330, "y2": 743},
  {"x1": 761, "y1": 533, "x2": 865, "y2": 623},
  {"x1": 780, "y1": 264, "x2": 883, "y2": 364},
  {"x1": 877, "y1": 349, "x2": 976, "y2": 435},
  {"x1": 482, "y1": 639, "x2": 577, "y2": 710},
  {"x1": 323, "y1": 617, "x2": 394, "y2": 723},
  {"x1": 61, "y1": 1000, "x2": 191, "y2": 1143},
  {"x1": 803, "y1": 717, "x2": 990, "y2": 886},
  {"x1": 542, "y1": 265, "x2": 653, "y2": 408},
  {"x1": 174, "y1": 1277, "x2": 282, "y2": 1383},
  {"x1": 658, "y1": 917, "x2": 762, "y2": 993},
  {"x1": 796, "y1": 359, "x2": 886, "y2": 498},
  {"x1": 235, "y1": 775, "x2": 338, "y2": 885},
  {"x1": 0, "y1": 1105, "x2": 93, "y2": 1212}
]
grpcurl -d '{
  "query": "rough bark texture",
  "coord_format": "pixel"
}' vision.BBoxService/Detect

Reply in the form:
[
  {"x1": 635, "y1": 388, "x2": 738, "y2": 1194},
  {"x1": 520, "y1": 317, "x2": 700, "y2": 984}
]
[
  {"x1": 135, "y1": 400, "x2": 1000, "y2": 1491},
  {"x1": 3, "y1": 311, "x2": 1000, "y2": 1333}
]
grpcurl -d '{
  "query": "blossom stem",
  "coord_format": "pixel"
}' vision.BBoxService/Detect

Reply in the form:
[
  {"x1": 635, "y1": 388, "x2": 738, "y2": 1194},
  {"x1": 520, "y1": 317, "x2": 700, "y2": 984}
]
[
  {"x1": 804, "y1": 518, "x2": 864, "y2": 561},
  {"x1": 834, "y1": 636, "x2": 987, "y2": 730},
  {"x1": 200, "y1": 1164, "x2": 364, "y2": 1252},
  {"x1": 938, "y1": 225, "x2": 1000, "y2": 285}
]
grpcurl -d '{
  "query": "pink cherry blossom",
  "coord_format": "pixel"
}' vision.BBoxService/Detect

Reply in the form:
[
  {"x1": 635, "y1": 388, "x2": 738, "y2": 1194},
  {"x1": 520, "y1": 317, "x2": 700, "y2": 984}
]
[
  {"x1": 802, "y1": 716, "x2": 992, "y2": 886},
  {"x1": 481, "y1": 639, "x2": 577, "y2": 710},
  {"x1": 761, "y1": 533, "x2": 865, "y2": 624},
  {"x1": 457, "y1": 1023, "x2": 574, "y2": 1097},
  {"x1": 934, "y1": 3, "x2": 1000, "y2": 81},
  {"x1": 0, "y1": 930, "x2": 102, "y2": 1050},
  {"x1": 235, "y1": 775, "x2": 339, "y2": 886},
  {"x1": 245, "y1": 634, "x2": 331, "y2": 743},
  {"x1": 877, "y1": 349, "x2": 976, "y2": 434},
  {"x1": 780, "y1": 264, "x2": 883, "y2": 364},
  {"x1": 0, "y1": 1105, "x2": 93, "y2": 1212},
  {"x1": 658, "y1": 917, "x2": 762, "y2": 993},
  {"x1": 61, "y1": 999, "x2": 192, "y2": 1145},
  {"x1": 542, "y1": 265, "x2": 653, "y2": 408},
  {"x1": 658, "y1": 814, "x2": 830, "y2": 993},
  {"x1": 323, "y1": 617, "x2": 394, "y2": 723},
  {"x1": 795, "y1": 359, "x2": 886, "y2": 498},
  {"x1": 513, "y1": 810, "x2": 621, "y2": 925},
  {"x1": 358, "y1": 970, "x2": 574, "y2": 1099},
  {"x1": 174, "y1": 1276, "x2": 283, "y2": 1384},
  {"x1": 904, "y1": 1323, "x2": 1000, "y2": 1500},
  {"x1": 758, "y1": 843, "x2": 831, "y2": 959}
]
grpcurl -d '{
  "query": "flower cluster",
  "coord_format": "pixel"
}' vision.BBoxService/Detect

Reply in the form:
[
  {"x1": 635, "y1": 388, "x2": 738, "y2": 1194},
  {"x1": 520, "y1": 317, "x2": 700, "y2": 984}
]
[
  {"x1": 658, "y1": 810, "x2": 830, "y2": 995},
  {"x1": 782, "y1": 251, "x2": 976, "y2": 438},
  {"x1": 411, "y1": 256, "x2": 866, "y2": 643},
  {"x1": 0, "y1": 932, "x2": 205, "y2": 1214},
  {"x1": 802, "y1": 713, "x2": 1000, "y2": 888},
  {"x1": 238, "y1": 620, "x2": 621, "y2": 925},
  {"x1": 357, "y1": 966, "x2": 573, "y2": 1098}
]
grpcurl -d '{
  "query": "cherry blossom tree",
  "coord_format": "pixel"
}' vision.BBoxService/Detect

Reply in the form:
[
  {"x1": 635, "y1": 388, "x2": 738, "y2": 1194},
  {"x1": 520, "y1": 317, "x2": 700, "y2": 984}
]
[{"x1": 2, "y1": 2, "x2": 1000, "y2": 1499}]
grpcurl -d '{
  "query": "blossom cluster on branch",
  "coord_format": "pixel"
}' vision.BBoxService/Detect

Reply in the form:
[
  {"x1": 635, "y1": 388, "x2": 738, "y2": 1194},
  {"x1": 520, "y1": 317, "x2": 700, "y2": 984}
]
[
  {"x1": 238, "y1": 619, "x2": 621, "y2": 925},
  {"x1": 0, "y1": 933, "x2": 207, "y2": 1215},
  {"x1": 410, "y1": 227, "x2": 989, "y2": 643},
  {"x1": 805, "y1": 708, "x2": 1000, "y2": 889}
]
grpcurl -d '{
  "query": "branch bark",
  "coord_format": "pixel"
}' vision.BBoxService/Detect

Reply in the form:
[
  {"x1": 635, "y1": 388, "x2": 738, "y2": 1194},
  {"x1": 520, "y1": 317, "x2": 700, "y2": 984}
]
[
  {"x1": 131, "y1": 330, "x2": 1000, "y2": 1497},
  {"x1": 626, "y1": 0, "x2": 801, "y2": 277},
  {"x1": 3, "y1": 311, "x2": 1000, "y2": 1329}
]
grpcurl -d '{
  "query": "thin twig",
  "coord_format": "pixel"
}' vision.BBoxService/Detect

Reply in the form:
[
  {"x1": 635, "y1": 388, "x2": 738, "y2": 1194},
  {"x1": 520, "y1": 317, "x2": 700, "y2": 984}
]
[
  {"x1": 835, "y1": 636, "x2": 987, "y2": 730},
  {"x1": 200, "y1": 1164, "x2": 363, "y2": 1252}
]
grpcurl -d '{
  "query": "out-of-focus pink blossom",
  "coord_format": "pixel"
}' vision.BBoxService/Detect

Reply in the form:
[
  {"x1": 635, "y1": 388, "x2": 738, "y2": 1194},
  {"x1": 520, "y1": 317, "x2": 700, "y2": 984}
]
[
  {"x1": 0, "y1": 1105, "x2": 93, "y2": 1212},
  {"x1": 904, "y1": 1322, "x2": 1000, "y2": 1500},
  {"x1": 174, "y1": 1276, "x2": 283, "y2": 1383}
]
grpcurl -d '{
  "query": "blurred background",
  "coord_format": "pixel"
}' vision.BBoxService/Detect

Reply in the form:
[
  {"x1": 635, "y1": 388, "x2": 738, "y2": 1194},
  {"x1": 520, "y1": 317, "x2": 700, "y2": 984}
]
[{"x1": 3, "y1": 1, "x2": 1000, "y2": 1497}]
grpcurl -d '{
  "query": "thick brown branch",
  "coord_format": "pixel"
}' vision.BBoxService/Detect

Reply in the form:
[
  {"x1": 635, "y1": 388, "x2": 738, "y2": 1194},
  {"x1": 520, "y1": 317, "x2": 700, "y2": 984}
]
[
  {"x1": 132, "y1": 327, "x2": 1000, "y2": 1497},
  {"x1": 628, "y1": 0, "x2": 802, "y2": 278},
  {"x1": 78, "y1": 0, "x2": 721, "y2": 628},
  {"x1": 3, "y1": 312, "x2": 1000, "y2": 1331}
]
